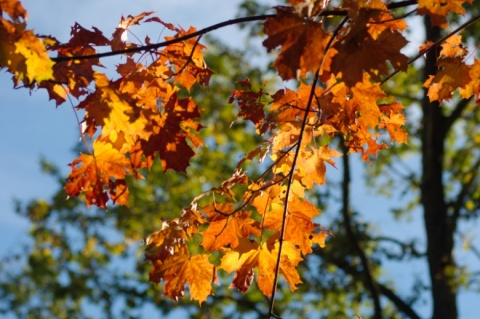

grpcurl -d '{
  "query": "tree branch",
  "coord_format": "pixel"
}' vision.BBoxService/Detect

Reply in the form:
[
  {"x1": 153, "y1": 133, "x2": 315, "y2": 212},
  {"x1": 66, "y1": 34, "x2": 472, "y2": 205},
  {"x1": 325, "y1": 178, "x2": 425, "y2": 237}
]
[
  {"x1": 340, "y1": 141, "x2": 383, "y2": 319},
  {"x1": 377, "y1": 283, "x2": 422, "y2": 319},
  {"x1": 444, "y1": 97, "x2": 471, "y2": 134},
  {"x1": 450, "y1": 156, "x2": 480, "y2": 222},
  {"x1": 52, "y1": 15, "x2": 274, "y2": 63},
  {"x1": 324, "y1": 253, "x2": 422, "y2": 319},
  {"x1": 52, "y1": 1, "x2": 421, "y2": 64}
]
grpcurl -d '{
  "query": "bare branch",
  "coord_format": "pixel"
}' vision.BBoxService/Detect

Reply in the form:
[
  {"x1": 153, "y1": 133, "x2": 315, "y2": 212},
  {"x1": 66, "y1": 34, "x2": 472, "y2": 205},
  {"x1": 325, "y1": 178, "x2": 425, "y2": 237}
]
[
  {"x1": 378, "y1": 283, "x2": 422, "y2": 319},
  {"x1": 444, "y1": 97, "x2": 471, "y2": 134}
]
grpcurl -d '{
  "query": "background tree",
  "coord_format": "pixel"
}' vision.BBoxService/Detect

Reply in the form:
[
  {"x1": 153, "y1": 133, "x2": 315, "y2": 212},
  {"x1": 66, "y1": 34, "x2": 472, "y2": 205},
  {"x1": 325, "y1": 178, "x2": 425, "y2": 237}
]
[{"x1": 1, "y1": 1, "x2": 480, "y2": 319}]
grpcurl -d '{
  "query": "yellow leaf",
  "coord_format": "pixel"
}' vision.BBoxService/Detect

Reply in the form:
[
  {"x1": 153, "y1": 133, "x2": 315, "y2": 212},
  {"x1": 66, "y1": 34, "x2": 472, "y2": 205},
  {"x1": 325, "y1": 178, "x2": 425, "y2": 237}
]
[{"x1": 14, "y1": 30, "x2": 54, "y2": 83}]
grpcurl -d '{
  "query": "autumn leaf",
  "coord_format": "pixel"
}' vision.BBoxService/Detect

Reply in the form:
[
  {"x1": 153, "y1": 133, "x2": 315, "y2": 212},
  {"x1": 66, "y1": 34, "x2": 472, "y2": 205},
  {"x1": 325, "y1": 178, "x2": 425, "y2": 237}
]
[
  {"x1": 220, "y1": 238, "x2": 302, "y2": 296},
  {"x1": 424, "y1": 58, "x2": 471, "y2": 103},
  {"x1": 263, "y1": 6, "x2": 331, "y2": 80},
  {"x1": 379, "y1": 102, "x2": 407, "y2": 144},
  {"x1": 0, "y1": 0, "x2": 54, "y2": 85},
  {"x1": 460, "y1": 58, "x2": 480, "y2": 102},
  {"x1": 229, "y1": 79, "x2": 270, "y2": 135},
  {"x1": 149, "y1": 252, "x2": 215, "y2": 304},
  {"x1": 111, "y1": 11, "x2": 155, "y2": 51},
  {"x1": 298, "y1": 146, "x2": 341, "y2": 189},
  {"x1": 329, "y1": 9, "x2": 408, "y2": 86},
  {"x1": 418, "y1": 0, "x2": 473, "y2": 28},
  {"x1": 201, "y1": 203, "x2": 261, "y2": 251},
  {"x1": 141, "y1": 93, "x2": 202, "y2": 172},
  {"x1": 80, "y1": 72, "x2": 149, "y2": 148},
  {"x1": 65, "y1": 140, "x2": 134, "y2": 207}
]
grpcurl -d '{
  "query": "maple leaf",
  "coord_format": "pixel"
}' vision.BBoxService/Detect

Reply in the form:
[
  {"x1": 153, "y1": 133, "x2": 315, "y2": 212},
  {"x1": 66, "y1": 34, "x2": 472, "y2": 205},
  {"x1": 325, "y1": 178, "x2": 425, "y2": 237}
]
[
  {"x1": 201, "y1": 202, "x2": 261, "y2": 251},
  {"x1": 270, "y1": 82, "x2": 323, "y2": 124},
  {"x1": 424, "y1": 58, "x2": 471, "y2": 103},
  {"x1": 418, "y1": 0, "x2": 473, "y2": 28},
  {"x1": 250, "y1": 187, "x2": 324, "y2": 255},
  {"x1": 65, "y1": 140, "x2": 134, "y2": 207},
  {"x1": 460, "y1": 58, "x2": 480, "y2": 103},
  {"x1": 220, "y1": 238, "x2": 302, "y2": 296},
  {"x1": 423, "y1": 34, "x2": 471, "y2": 103},
  {"x1": 379, "y1": 102, "x2": 407, "y2": 144},
  {"x1": 145, "y1": 219, "x2": 190, "y2": 263},
  {"x1": 439, "y1": 35, "x2": 467, "y2": 58},
  {"x1": 263, "y1": 6, "x2": 331, "y2": 80},
  {"x1": 111, "y1": 11, "x2": 155, "y2": 51},
  {"x1": 79, "y1": 72, "x2": 150, "y2": 149},
  {"x1": 298, "y1": 146, "x2": 341, "y2": 189},
  {"x1": 164, "y1": 26, "x2": 212, "y2": 90},
  {"x1": 141, "y1": 93, "x2": 202, "y2": 172},
  {"x1": 51, "y1": 24, "x2": 109, "y2": 98},
  {"x1": 329, "y1": 10, "x2": 408, "y2": 86},
  {"x1": 149, "y1": 253, "x2": 215, "y2": 304},
  {"x1": 229, "y1": 79, "x2": 270, "y2": 135},
  {"x1": 0, "y1": 1, "x2": 54, "y2": 86},
  {"x1": 13, "y1": 30, "x2": 54, "y2": 83}
]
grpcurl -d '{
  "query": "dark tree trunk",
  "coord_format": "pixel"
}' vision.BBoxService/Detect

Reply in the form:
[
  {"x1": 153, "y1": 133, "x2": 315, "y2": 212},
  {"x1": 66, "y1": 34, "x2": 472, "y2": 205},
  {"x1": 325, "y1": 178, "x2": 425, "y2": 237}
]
[{"x1": 421, "y1": 17, "x2": 458, "y2": 319}]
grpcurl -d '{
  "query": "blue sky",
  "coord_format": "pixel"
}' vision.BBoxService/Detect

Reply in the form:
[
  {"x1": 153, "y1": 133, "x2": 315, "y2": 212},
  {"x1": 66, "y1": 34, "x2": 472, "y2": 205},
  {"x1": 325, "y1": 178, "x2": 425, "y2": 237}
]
[{"x1": 1, "y1": 1, "x2": 479, "y2": 318}]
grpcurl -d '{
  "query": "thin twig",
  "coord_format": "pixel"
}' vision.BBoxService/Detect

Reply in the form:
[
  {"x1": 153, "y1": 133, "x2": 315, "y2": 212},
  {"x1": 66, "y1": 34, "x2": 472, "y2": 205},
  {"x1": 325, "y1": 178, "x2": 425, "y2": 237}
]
[{"x1": 52, "y1": 15, "x2": 274, "y2": 63}]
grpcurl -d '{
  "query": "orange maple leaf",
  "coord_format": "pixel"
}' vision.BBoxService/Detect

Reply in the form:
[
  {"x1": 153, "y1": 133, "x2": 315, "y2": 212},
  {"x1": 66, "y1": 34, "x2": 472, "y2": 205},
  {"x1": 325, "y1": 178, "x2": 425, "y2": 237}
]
[
  {"x1": 424, "y1": 58, "x2": 471, "y2": 103},
  {"x1": 379, "y1": 102, "x2": 407, "y2": 144},
  {"x1": 418, "y1": 0, "x2": 473, "y2": 28},
  {"x1": 460, "y1": 58, "x2": 480, "y2": 103},
  {"x1": 439, "y1": 35, "x2": 467, "y2": 58},
  {"x1": 65, "y1": 140, "x2": 133, "y2": 207},
  {"x1": 80, "y1": 72, "x2": 150, "y2": 148},
  {"x1": 263, "y1": 6, "x2": 331, "y2": 80},
  {"x1": 220, "y1": 238, "x2": 302, "y2": 296},
  {"x1": 329, "y1": 10, "x2": 408, "y2": 86},
  {"x1": 149, "y1": 253, "x2": 215, "y2": 304},
  {"x1": 164, "y1": 26, "x2": 212, "y2": 90},
  {"x1": 298, "y1": 146, "x2": 341, "y2": 189},
  {"x1": 251, "y1": 189, "x2": 323, "y2": 255},
  {"x1": 201, "y1": 203, "x2": 261, "y2": 251}
]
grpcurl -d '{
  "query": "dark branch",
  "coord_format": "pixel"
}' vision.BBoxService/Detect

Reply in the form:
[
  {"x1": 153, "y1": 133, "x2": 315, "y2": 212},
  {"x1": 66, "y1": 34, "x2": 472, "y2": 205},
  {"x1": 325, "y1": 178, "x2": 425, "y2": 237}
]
[
  {"x1": 378, "y1": 283, "x2": 422, "y2": 319},
  {"x1": 444, "y1": 97, "x2": 471, "y2": 133},
  {"x1": 53, "y1": 0, "x2": 421, "y2": 64},
  {"x1": 340, "y1": 141, "x2": 383, "y2": 319},
  {"x1": 450, "y1": 156, "x2": 480, "y2": 222},
  {"x1": 52, "y1": 15, "x2": 274, "y2": 63}
]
